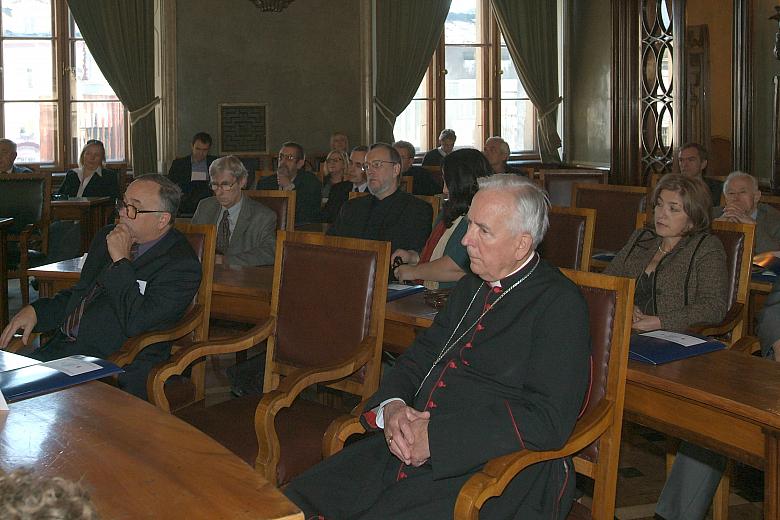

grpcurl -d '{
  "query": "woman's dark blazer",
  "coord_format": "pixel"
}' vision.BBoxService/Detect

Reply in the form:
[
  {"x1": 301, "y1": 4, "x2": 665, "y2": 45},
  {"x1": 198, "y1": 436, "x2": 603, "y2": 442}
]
[{"x1": 58, "y1": 168, "x2": 121, "y2": 199}]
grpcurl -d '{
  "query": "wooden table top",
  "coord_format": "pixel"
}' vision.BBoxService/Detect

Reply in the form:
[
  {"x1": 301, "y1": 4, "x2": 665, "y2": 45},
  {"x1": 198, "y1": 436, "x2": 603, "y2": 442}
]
[
  {"x1": 386, "y1": 292, "x2": 437, "y2": 327},
  {"x1": 0, "y1": 380, "x2": 302, "y2": 519},
  {"x1": 627, "y1": 349, "x2": 780, "y2": 431},
  {"x1": 0, "y1": 217, "x2": 12, "y2": 229},
  {"x1": 51, "y1": 196, "x2": 113, "y2": 207}
]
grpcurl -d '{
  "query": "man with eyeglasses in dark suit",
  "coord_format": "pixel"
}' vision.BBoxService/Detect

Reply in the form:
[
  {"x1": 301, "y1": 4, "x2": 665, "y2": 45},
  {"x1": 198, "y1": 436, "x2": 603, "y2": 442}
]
[{"x1": 256, "y1": 141, "x2": 322, "y2": 225}]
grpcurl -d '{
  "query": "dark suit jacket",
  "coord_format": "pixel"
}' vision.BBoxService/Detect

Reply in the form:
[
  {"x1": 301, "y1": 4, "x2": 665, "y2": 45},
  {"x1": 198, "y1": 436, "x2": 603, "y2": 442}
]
[
  {"x1": 256, "y1": 170, "x2": 322, "y2": 225},
  {"x1": 760, "y1": 277, "x2": 780, "y2": 359},
  {"x1": 168, "y1": 154, "x2": 219, "y2": 216},
  {"x1": 327, "y1": 188, "x2": 432, "y2": 253},
  {"x1": 58, "y1": 168, "x2": 121, "y2": 199},
  {"x1": 320, "y1": 180, "x2": 353, "y2": 223},
  {"x1": 30, "y1": 225, "x2": 201, "y2": 397},
  {"x1": 192, "y1": 195, "x2": 277, "y2": 266}
]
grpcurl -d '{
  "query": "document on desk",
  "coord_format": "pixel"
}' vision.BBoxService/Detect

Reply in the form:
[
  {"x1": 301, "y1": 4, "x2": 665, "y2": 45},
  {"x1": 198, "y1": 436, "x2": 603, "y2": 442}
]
[
  {"x1": 630, "y1": 331, "x2": 725, "y2": 365},
  {"x1": 0, "y1": 355, "x2": 123, "y2": 403}
]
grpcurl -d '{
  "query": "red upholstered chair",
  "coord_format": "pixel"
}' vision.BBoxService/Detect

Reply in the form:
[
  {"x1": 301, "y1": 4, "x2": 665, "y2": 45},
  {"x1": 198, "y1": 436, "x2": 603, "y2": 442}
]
[
  {"x1": 324, "y1": 270, "x2": 634, "y2": 519},
  {"x1": 147, "y1": 231, "x2": 390, "y2": 487},
  {"x1": 539, "y1": 206, "x2": 596, "y2": 271},
  {"x1": 244, "y1": 189, "x2": 296, "y2": 231}
]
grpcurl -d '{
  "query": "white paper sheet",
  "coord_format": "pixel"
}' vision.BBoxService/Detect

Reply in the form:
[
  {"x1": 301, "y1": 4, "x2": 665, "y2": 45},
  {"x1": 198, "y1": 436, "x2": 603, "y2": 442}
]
[
  {"x1": 40, "y1": 357, "x2": 103, "y2": 377},
  {"x1": 639, "y1": 330, "x2": 706, "y2": 347},
  {"x1": 0, "y1": 389, "x2": 8, "y2": 411}
]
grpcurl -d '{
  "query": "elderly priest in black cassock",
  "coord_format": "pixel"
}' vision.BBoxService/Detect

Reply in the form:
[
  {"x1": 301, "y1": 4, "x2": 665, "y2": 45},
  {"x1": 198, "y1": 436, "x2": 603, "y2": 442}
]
[{"x1": 284, "y1": 174, "x2": 592, "y2": 519}]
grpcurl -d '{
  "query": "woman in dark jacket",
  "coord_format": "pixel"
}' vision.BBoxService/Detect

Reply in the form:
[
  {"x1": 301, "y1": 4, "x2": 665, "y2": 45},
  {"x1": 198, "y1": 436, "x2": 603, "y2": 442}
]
[
  {"x1": 604, "y1": 173, "x2": 728, "y2": 332},
  {"x1": 58, "y1": 139, "x2": 120, "y2": 199}
]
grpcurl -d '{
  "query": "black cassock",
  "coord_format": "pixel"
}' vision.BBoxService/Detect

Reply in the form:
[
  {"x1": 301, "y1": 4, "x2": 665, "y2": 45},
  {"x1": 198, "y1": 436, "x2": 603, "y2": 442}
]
[{"x1": 285, "y1": 255, "x2": 591, "y2": 519}]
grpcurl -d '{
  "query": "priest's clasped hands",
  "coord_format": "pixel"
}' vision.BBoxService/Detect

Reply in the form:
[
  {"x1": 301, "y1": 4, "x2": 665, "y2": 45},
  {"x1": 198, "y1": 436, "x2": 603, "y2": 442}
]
[{"x1": 383, "y1": 401, "x2": 431, "y2": 467}]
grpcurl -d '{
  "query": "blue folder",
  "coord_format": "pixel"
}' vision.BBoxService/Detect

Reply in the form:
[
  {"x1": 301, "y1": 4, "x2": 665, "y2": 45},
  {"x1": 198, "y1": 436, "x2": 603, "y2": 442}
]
[
  {"x1": 629, "y1": 333, "x2": 725, "y2": 365},
  {"x1": 0, "y1": 355, "x2": 123, "y2": 403},
  {"x1": 386, "y1": 284, "x2": 425, "y2": 302}
]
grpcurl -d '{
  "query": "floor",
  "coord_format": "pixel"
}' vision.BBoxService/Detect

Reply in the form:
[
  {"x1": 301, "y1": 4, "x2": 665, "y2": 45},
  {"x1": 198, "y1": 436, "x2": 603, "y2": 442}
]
[{"x1": 5, "y1": 280, "x2": 766, "y2": 519}]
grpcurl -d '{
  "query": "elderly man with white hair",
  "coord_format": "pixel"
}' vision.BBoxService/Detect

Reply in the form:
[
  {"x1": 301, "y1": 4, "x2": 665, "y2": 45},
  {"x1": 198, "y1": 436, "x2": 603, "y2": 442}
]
[
  {"x1": 483, "y1": 136, "x2": 525, "y2": 176},
  {"x1": 285, "y1": 174, "x2": 591, "y2": 519},
  {"x1": 714, "y1": 170, "x2": 780, "y2": 253},
  {"x1": 192, "y1": 155, "x2": 276, "y2": 266}
]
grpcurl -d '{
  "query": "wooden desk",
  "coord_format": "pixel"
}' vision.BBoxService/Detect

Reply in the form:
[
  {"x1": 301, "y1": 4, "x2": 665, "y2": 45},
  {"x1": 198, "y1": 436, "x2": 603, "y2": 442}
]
[
  {"x1": 28, "y1": 259, "x2": 274, "y2": 324},
  {"x1": 625, "y1": 351, "x2": 780, "y2": 519},
  {"x1": 0, "y1": 217, "x2": 12, "y2": 330},
  {"x1": 0, "y1": 380, "x2": 302, "y2": 519},
  {"x1": 51, "y1": 197, "x2": 114, "y2": 253}
]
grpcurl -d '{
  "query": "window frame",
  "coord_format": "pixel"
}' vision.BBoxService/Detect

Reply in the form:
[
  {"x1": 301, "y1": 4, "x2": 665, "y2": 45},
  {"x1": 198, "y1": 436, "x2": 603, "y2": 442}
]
[
  {"x1": 0, "y1": 0, "x2": 129, "y2": 170},
  {"x1": 400, "y1": 0, "x2": 538, "y2": 159}
]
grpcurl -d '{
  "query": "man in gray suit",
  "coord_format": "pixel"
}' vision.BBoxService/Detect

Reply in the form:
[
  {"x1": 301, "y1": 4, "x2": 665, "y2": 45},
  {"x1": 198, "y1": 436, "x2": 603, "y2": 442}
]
[
  {"x1": 714, "y1": 170, "x2": 780, "y2": 253},
  {"x1": 192, "y1": 155, "x2": 276, "y2": 266}
]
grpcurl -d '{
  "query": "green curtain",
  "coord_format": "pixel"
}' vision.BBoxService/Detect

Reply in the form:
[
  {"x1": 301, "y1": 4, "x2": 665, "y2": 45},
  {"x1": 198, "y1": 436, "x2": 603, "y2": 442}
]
[
  {"x1": 491, "y1": 0, "x2": 562, "y2": 163},
  {"x1": 68, "y1": 0, "x2": 158, "y2": 176},
  {"x1": 374, "y1": 0, "x2": 451, "y2": 144}
]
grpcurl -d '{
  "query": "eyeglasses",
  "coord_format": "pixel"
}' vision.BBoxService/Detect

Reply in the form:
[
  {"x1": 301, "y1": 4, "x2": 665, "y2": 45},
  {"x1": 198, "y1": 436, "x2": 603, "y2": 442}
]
[
  {"x1": 116, "y1": 199, "x2": 166, "y2": 220},
  {"x1": 278, "y1": 153, "x2": 299, "y2": 161},
  {"x1": 361, "y1": 160, "x2": 398, "y2": 173},
  {"x1": 209, "y1": 181, "x2": 237, "y2": 191}
]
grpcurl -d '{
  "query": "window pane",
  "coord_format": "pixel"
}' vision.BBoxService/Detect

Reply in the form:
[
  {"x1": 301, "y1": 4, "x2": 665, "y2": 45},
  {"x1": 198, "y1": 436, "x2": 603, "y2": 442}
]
[
  {"x1": 500, "y1": 99, "x2": 535, "y2": 151},
  {"x1": 445, "y1": 0, "x2": 479, "y2": 45},
  {"x1": 4, "y1": 101, "x2": 58, "y2": 163},
  {"x1": 2, "y1": 0, "x2": 52, "y2": 37},
  {"x1": 500, "y1": 46, "x2": 527, "y2": 98},
  {"x1": 445, "y1": 46, "x2": 479, "y2": 99},
  {"x1": 2, "y1": 40, "x2": 55, "y2": 99},
  {"x1": 394, "y1": 100, "x2": 428, "y2": 152},
  {"x1": 445, "y1": 99, "x2": 482, "y2": 149},
  {"x1": 71, "y1": 40, "x2": 118, "y2": 100},
  {"x1": 69, "y1": 13, "x2": 82, "y2": 38},
  {"x1": 70, "y1": 101, "x2": 125, "y2": 162}
]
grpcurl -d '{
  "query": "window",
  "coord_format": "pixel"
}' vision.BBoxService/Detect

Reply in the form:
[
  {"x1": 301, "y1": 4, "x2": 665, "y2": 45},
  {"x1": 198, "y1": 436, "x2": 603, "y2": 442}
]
[
  {"x1": 0, "y1": 0, "x2": 127, "y2": 167},
  {"x1": 394, "y1": 0, "x2": 536, "y2": 155}
]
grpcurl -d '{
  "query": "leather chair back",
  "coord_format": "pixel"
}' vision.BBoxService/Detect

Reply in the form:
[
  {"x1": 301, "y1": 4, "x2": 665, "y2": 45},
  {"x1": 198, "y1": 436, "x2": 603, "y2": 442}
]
[
  {"x1": 0, "y1": 173, "x2": 51, "y2": 235},
  {"x1": 274, "y1": 241, "x2": 377, "y2": 368},
  {"x1": 244, "y1": 190, "x2": 296, "y2": 231},
  {"x1": 538, "y1": 206, "x2": 595, "y2": 271},
  {"x1": 710, "y1": 220, "x2": 754, "y2": 311},
  {"x1": 572, "y1": 183, "x2": 648, "y2": 253},
  {"x1": 537, "y1": 169, "x2": 606, "y2": 207}
]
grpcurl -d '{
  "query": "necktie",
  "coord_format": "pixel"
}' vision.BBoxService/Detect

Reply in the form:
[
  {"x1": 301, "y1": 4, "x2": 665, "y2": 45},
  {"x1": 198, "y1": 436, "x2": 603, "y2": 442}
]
[
  {"x1": 62, "y1": 284, "x2": 101, "y2": 340},
  {"x1": 217, "y1": 209, "x2": 231, "y2": 254}
]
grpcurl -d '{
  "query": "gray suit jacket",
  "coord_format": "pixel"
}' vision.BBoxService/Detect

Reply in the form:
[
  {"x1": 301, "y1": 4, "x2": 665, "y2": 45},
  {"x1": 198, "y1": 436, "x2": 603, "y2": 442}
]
[
  {"x1": 713, "y1": 202, "x2": 780, "y2": 253},
  {"x1": 759, "y1": 278, "x2": 780, "y2": 359},
  {"x1": 192, "y1": 195, "x2": 277, "y2": 266}
]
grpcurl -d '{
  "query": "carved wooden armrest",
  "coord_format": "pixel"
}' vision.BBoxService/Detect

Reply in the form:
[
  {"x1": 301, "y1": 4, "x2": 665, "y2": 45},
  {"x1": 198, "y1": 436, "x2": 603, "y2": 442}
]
[
  {"x1": 147, "y1": 317, "x2": 275, "y2": 412},
  {"x1": 454, "y1": 400, "x2": 613, "y2": 520},
  {"x1": 731, "y1": 335, "x2": 760, "y2": 355},
  {"x1": 254, "y1": 337, "x2": 375, "y2": 484},
  {"x1": 108, "y1": 304, "x2": 205, "y2": 367},
  {"x1": 322, "y1": 397, "x2": 373, "y2": 457},
  {"x1": 688, "y1": 303, "x2": 744, "y2": 337}
]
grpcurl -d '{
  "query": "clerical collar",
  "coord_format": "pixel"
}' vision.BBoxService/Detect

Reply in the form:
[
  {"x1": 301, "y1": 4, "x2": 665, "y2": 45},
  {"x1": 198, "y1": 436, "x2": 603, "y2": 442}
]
[{"x1": 488, "y1": 252, "x2": 537, "y2": 288}]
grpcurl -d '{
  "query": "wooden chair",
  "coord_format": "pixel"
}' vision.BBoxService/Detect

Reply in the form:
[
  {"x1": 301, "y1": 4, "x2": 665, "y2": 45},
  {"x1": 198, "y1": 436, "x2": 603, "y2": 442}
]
[
  {"x1": 108, "y1": 222, "x2": 216, "y2": 402},
  {"x1": 690, "y1": 220, "x2": 755, "y2": 347},
  {"x1": 415, "y1": 195, "x2": 441, "y2": 225},
  {"x1": 539, "y1": 206, "x2": 596, "y2": 271},
  {"x1": 537, "y1": 169, "x2": 607, "y2": 207},
  {"x1": 148, "y1": 231, "x2": 391, "y2": 487},
  {"x1": 758, "y1": 193, "x2": 780, "y2": 213},
  {"x1": 348, "y1": 191, "x2": 368, "y2": 200},
  {"x1": 572, "y1": 183, "x2": 648, "y2": 258},
  {"x1": 325, "y1": 270, "x2": 635, "y2": 520},
  {"x1": 400, "y1": 176, "x2": 413, "y2": 193},
  {"x1": 244, "y1": 190, "x2": 296, "y2": 231},
  {"x1": 0, "y1": 172, "x2": 52, "y2": 306}
]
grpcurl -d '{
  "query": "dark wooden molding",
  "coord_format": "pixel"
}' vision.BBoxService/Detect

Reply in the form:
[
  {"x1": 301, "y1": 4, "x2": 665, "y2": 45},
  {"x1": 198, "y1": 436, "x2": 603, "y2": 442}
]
[
  {"x1": 610, "y1": 0, "x2": 641, "y2": 185},
  {"x1": 732, "y1": 0, "x2": 752, "y2": 172}
]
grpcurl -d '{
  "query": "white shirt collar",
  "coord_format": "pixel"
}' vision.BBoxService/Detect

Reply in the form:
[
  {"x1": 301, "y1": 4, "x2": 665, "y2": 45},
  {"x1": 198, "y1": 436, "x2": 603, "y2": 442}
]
[{"x1": 488, "y1": 252, "x2": 537, "y2": 288}]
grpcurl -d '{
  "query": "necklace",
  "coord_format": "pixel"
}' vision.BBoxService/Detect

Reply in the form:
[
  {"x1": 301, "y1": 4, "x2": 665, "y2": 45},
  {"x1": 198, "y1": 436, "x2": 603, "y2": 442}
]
[
  {"x1": 657, "y1": 243, "x2": 672, "y2": 255},
  {"x1": 413, "y1": 255, "x2": 541, "y2": 397}
]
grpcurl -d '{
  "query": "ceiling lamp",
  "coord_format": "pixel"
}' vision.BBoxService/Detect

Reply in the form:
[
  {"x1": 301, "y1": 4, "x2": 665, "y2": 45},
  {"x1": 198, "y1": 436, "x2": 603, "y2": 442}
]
[{"x1": 248, "y1": 0, "x2": 294, "y2": 12}]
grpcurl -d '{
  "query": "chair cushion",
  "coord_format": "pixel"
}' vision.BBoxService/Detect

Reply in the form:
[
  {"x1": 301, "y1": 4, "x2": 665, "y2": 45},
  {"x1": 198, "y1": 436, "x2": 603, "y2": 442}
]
[
  {"x1": 175, "y1": 395, "x2": 344, "y2": 486},
  {"x1": 275, "y1": 399, "x2": 347, "y2": 485}
]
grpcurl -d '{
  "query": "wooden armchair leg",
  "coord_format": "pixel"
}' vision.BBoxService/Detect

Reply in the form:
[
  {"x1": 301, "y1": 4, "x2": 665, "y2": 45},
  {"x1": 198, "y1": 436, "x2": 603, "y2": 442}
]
[{"x1": 712, "y1": 461, "x2": 731, "y2": 520}]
